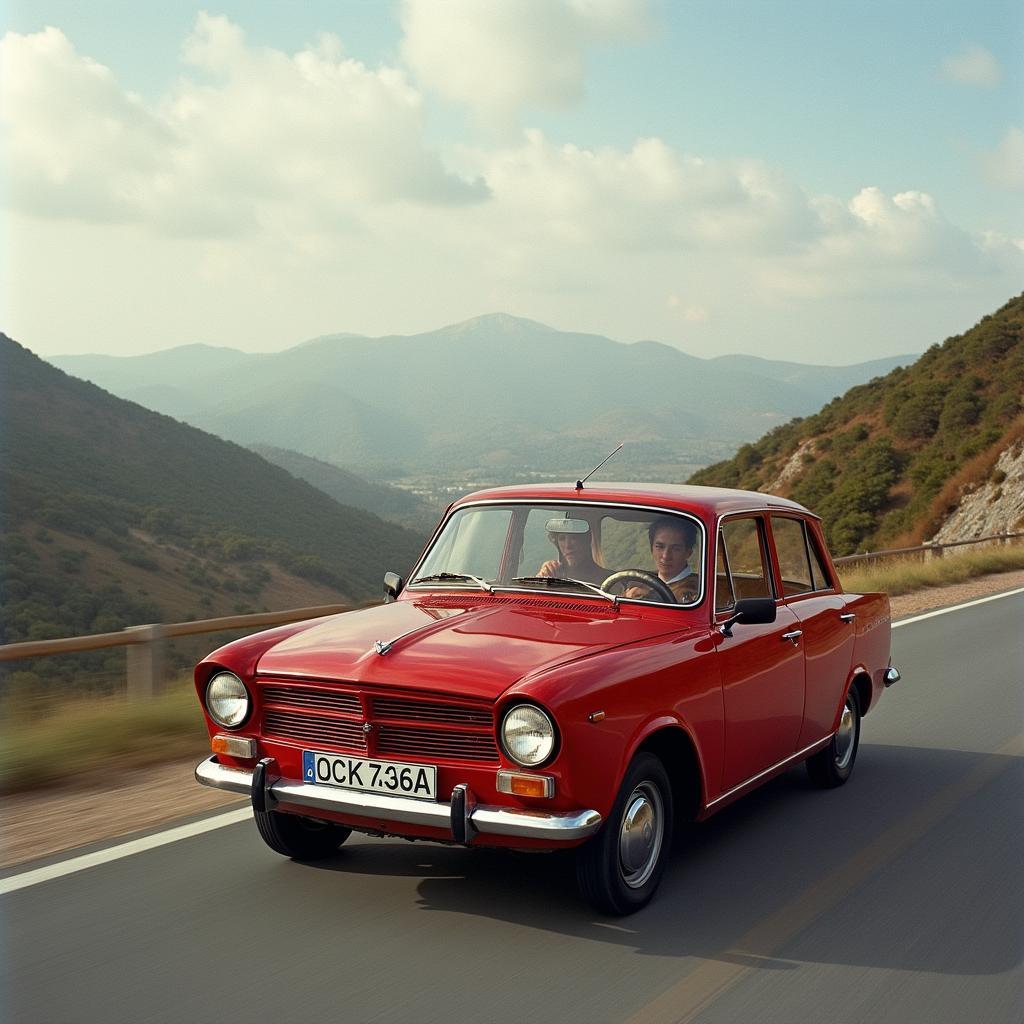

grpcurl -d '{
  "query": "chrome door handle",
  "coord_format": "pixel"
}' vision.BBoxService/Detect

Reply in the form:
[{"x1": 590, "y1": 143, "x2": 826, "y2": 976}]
[
  {"x1": 840, "y1": 613, "x2": 856, "y2": 622},
  {"x1": 781, "y1": 630, "x2": 803, "y2": 644}
]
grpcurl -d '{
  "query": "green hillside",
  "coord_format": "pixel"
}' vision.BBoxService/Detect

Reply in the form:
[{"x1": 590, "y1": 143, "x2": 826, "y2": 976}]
[
  {"x1": 0, "y1": 334, "x2": 426, "y2": 647},
  {"x1": 248, "y1": 444, "x2": 438, "y2": 532},
  {"x1": 690, "y1": 295, "x2": 1024, "y2": 554}
]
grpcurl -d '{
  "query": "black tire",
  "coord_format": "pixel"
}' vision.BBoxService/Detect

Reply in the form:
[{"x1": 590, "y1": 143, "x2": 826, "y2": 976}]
[
  {"x1": 254, "y1": 808, "x2": 351, "y2": 859},
  {"x1": 576, "y1": 752, "x2": 674, "y2": 915},
  {"x1": 807, "y1": 687, "x2": 861, "y2": 788}
]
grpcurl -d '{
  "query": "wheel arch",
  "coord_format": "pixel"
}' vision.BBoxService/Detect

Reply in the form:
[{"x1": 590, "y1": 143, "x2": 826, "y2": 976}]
[
  {"x1": 848, "y1": 666, "x2": 873, "y2": 718},
  {"x1": 633, "y1": 723, "x2": 705, "y2": 824}
]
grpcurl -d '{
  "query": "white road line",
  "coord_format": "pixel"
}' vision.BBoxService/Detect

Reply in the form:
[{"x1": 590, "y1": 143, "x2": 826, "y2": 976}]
[
  {"x1": 0, "y1": 807, "x2": 253, "y2": 896},
  {"x1": 4, "y1": 585, "x2": 1021, "y2": 896},
  {"x1": 893, "y1": 585, "x2": 1024, "y2": 628}
]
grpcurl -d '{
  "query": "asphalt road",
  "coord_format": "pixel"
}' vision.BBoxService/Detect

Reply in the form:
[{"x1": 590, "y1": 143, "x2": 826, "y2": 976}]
[{"x1": 3, "y1": 592, "x2": 1022, "y2": 1024}]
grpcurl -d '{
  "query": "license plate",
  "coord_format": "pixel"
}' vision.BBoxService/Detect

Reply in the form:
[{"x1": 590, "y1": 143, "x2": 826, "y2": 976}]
[{"x1": 302, "y1": 751, "x2": 437, "y2": 801}]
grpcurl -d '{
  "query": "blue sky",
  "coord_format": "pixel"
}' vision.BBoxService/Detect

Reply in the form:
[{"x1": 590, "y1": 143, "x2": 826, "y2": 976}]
[{"x1": 2, "y1": 1, "x2": 1021, "y2": 361}]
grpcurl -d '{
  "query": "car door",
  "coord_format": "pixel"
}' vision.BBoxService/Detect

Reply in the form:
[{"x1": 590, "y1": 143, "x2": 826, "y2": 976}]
[
  {"x1": 768, "y1": 514, "x2": 856, "y2": 748},
  {"x1": 714, "y1": 514, "x2": 805, "y2": 792}
]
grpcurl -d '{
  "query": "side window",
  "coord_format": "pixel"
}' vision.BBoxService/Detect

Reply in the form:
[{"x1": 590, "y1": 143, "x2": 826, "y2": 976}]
[
  {"x1": 807, "y1": 531, "x2": 832, "y2": 591},
  {"x1": 717, "y1": 517, "x2": 772, "y2": 611},
  {"x1": 771, "y1": 516, "x2": 814, "y2": 597},
  {"x1": 715, "y1": 534, "x2": 736, "y2": 611}
]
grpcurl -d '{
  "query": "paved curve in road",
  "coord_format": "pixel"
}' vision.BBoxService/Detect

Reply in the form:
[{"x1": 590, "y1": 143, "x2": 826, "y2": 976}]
[{"x1": 3, "y1": 592, "x2": 1022, "y2": 1024}]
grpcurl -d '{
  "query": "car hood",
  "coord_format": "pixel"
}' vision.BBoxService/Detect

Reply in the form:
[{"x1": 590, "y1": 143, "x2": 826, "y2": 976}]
[{"x1": 255, "y1": 596, "x2": 681, "y2": 701}]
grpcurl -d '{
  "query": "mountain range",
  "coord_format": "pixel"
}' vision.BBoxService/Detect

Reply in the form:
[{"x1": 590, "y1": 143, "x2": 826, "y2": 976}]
[{"x1": 51, "y1": 314, "x2": 913, "y2": 477}]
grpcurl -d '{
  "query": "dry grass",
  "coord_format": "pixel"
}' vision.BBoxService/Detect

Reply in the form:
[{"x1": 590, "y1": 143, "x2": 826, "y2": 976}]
[
  {"x1": 838, "y1": 542, "x2": 1024, "y2": 597},
  {"x1": 0, "y1": 677, "x2": 208, "y2": 794}
]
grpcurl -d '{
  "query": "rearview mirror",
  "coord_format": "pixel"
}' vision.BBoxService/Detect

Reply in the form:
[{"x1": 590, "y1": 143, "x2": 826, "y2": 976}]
[
  {"x1": 383, "y1": 571, "x2": 404, "y2": 604},
  {"x1": 545, "y1": 517, "x2": 590, "y2": 534},
  {"x1": 720, "y1": 597, "x2": 776, "y2": 637}
]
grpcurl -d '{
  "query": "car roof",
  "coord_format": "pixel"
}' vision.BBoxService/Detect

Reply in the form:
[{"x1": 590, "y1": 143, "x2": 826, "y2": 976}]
[{"x1": 452, "y1": 482, "x2": 814, "y2": 519}]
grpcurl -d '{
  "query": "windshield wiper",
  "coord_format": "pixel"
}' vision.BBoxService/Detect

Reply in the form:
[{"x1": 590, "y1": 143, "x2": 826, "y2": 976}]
[
  {"x1": 511, "y1": 576, "x2": 618, "y2": 606},
  {"x1": 411, "y1": 572, "x2": 493, "y2": 593}
]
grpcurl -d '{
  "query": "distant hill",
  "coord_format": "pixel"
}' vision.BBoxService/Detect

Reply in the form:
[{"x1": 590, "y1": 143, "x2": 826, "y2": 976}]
[
  {"x1": 0, "y1": 334, "x2": 426, "y2": 648},
  {"x1": 248, "y1": 444, "x2": 438, "y2": 532},
  {"x1": 51, "y1": 314, "x2": 913, "y2": 477},
  {"x1": 690, "y1": 295, "x2": 1024, "y2": 554}
]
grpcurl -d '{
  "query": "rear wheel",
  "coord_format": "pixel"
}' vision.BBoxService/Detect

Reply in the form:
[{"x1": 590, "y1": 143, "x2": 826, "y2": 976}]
[
  {"x1": 576, "y1": 753, "x2": 673, "y2": 915},
  {"x1": 807, "y1": 688, "x2": 861, "y2": 788},
  {"x1": 254, "y1": 808, "x2": 351, "y2": 859}
]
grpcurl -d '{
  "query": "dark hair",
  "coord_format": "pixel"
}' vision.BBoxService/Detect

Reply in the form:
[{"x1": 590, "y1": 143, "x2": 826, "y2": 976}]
[{"x1": 648, "y1": 516, "x2": 696, "y2": 550}]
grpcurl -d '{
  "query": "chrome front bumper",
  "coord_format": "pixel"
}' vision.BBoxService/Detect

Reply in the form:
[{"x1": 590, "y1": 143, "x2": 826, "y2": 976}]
[{"x1": 195, "y1": 756, "x2": 602, "y2": 844}]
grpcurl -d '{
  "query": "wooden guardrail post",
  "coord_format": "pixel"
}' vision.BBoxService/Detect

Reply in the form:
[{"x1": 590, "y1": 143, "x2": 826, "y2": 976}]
[{"x1": 124, "y1": 624, "x2": 166, "y2": 700}]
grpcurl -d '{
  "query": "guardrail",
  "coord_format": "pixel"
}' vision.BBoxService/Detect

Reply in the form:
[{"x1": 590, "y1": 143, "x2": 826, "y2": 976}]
[
  {"x1": 0, "y1": 604, "x2": 349, "y2": 700},
  {"x1": 832, "y1": 531, "x2": 1023, "y2": 566},
  {"x1": 1, "y1": 528, "x2": 1021, "y2": 700}
]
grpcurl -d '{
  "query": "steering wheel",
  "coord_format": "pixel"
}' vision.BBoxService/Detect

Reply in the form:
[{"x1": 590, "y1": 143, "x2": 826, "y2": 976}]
[{"x1": 600, "y1": 570, "x2": 676, "y2": 604}]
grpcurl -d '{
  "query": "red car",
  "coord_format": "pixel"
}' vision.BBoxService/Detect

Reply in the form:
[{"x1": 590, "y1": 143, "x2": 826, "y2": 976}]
[{"x1": 195, "y1": 483, "x2": 899, "y2": 914}]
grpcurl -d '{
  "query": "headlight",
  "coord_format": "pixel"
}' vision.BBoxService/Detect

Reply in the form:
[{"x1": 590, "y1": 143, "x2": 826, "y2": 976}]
[
  {"x1": 205, "y1": 672, "x2": 250, "y2": 728},
  {"x1": 501, "y1": 704, "x2": 556, "y2": 767}
]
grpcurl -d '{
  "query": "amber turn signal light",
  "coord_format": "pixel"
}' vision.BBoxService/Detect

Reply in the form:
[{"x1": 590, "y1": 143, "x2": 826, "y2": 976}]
[
  {"x1": 212, "y1": 734, "x2": 257, "y2": 759},
  {"x1": 496, "y1": 770, "x2": 554, "y2": 799}
]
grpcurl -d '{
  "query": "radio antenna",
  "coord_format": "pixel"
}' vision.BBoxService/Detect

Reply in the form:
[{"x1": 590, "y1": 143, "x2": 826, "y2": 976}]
[{"x1": 576, "y1": 442, "x2": 623, "y2": 490}]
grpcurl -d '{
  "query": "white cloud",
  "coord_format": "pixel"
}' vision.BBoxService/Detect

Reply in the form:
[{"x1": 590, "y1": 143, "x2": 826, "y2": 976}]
[
  {"x1": 759, "y1": 186, "x2": 1016, "y2": 299},
  {"x1": 0, "y1": 18, "x2": 485, "y2": 236},
  {"x1": 399, "y1": 0, "x2": 651, "y2": 123},
  {"x1": 464, "y1": 131, "x2": 818, "y2": 253},
  {"x1": 941, "y1": 44, "x2": 1002, "y2": 87},
  {"x1": 982, "y1": 127, "x2": 1024, "y2": 191},
  {"x1": 0, "y1": 26, "x2": 175, "y2": 222}
]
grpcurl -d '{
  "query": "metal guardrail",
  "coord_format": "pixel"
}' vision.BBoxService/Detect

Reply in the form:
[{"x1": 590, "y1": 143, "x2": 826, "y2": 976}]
[
  {"x1": 832, "y1": 531, "x2": 1023, "y2": 567},
  {"x1": 0, "y1": 604, "x2": 349, "y2": 700},
  {"x1": 1, "y1": 529, "x2": 1021, "y2": 700}
]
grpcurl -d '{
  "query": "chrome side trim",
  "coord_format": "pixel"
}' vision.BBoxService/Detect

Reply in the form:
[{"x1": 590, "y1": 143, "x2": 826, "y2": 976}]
[
  {"x1": 705, "y1": 736, "x2": 832, "y2": 809},
  {"x1": 195, "y1": 757, "x2": 601, "y2": 842}
]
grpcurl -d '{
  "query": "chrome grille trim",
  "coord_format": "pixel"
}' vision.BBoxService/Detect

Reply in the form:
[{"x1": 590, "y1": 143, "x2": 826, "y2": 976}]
[
  {"x1": 377, "y1": 725, "x2": 499, "y2": 763},
  {"x1": 262, "y1": 711, "x2": 367, "y2": 751},
  {"x1": 262, "y1": 684, "x2": 360, "y2": 715},
  {"x1": 257, "y1": 680, "x2": 498, "y2": 764},
  {"x1": 371, "y1": 696, "x2": 491, "y2": 726}
]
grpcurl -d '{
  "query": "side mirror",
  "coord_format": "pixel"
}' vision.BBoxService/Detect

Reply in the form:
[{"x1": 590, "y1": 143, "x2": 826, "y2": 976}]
[
  {"x1": 720, "y1": 597, "x2": 776, "y2": 637},
  {"x1": 383, "y1": 571, "x2": 404, "y2": 604}
]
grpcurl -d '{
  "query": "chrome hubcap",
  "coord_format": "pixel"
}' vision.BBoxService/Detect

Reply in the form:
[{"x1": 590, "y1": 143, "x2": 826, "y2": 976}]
[
  {"x1": 834, "y1": 699, "x2": 856, "y2": 770},
  {"x1": 618, "y1": 782, "x2": 664, "y2": 888}
]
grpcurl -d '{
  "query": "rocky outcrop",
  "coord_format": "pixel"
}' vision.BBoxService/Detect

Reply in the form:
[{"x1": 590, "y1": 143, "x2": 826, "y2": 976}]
[
  {"x1": 931, "y1": 441, "x2": 1024, "y2": 542},
  {"x1": 766, "y1": 440, "x2": 816, "y2": 494}
]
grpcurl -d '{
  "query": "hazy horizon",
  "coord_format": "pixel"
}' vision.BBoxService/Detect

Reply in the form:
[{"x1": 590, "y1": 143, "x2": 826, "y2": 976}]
[{"x1": 35, "y1": 310, "x2": 928, "y2": 368}]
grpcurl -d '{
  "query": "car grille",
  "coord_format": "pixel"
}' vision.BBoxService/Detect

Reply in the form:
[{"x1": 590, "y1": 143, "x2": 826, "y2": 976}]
[{"x1": 258, "y1": 680, "x2": 499, "y2": 764}]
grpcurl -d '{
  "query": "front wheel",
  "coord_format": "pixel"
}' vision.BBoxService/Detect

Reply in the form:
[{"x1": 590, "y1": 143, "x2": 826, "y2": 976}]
[
  {"x1": 807, "y1": 688, "x2": 861, "y2": 788},
  {"x1": 576, "y1": 753, "x2": 674, "y2": 915},
  {"x1": 254, "y1": 808, "x2": 351, "y2": 859}
]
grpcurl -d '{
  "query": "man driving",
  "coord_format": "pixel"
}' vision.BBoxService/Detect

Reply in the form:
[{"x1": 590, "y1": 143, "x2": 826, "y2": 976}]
[{"x1": 627, "y1": 517, "x2": 700, "y2": 602}]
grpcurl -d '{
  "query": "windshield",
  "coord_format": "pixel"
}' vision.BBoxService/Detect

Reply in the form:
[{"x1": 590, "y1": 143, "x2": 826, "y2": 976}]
[{"x1": 411, "y1": 502, "x2": 705, "y2": 607}]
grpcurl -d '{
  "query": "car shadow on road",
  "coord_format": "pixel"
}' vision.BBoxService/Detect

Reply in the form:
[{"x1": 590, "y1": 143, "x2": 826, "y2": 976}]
[{"x1": 307, "y1": 742, "x2": 1022, "y2": 976}]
